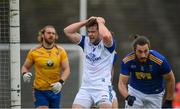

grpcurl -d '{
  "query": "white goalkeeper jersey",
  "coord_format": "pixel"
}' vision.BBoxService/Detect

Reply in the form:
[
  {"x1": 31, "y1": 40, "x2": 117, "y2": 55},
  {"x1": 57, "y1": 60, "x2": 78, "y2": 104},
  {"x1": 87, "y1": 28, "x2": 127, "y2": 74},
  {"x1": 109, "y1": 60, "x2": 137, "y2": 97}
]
[{"x1": 78, "y1": 35, "x2": 115, "y2": 89}]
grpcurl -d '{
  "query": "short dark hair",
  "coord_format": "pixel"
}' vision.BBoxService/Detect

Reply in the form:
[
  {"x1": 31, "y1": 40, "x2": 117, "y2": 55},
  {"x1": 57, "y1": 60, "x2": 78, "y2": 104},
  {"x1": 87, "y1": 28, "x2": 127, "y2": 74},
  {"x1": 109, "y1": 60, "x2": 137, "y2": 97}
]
[
  {"x1": 130, "y1": 34, "x2": 151, "y2": 51},
  {"x1": 86, "y1": 18, "x2": 99, "y2": 30}
]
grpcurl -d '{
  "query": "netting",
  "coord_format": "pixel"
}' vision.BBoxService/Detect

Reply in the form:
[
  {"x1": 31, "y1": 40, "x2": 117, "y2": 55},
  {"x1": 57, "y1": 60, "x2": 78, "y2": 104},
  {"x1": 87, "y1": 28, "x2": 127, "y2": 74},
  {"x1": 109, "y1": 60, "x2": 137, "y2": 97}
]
[{"x1": 0, "y1": 0, "x2": 11, "y2": 108}]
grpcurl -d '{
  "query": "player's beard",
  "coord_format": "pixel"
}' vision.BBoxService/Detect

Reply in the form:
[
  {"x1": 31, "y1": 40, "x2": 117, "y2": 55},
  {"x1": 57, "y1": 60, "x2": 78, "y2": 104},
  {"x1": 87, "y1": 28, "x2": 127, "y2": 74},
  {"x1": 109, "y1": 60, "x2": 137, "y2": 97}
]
[
  {"x1": 44, "y1": 37, "x2": 55, "y2": 45},
  {"x1": 139, "y1": 57, "x2": 147, "y2": 63},
  {"x1": 136, "y1": 55, "x2": 147, "y2": 64}
]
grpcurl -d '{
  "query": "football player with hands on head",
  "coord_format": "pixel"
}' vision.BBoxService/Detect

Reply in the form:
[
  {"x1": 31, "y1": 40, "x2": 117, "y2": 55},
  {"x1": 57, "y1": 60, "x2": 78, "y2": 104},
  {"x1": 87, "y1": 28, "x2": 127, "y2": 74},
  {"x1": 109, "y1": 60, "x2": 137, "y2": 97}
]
[
  {"x1": 21, "y1": 25, "x2": 70, "y2": 108},
  {"x1": 64, "y1": 16, "x2": 116, "y2": 108},
  {"x1": 118, "y1": 34, "x2": 175, "y2": 108}
]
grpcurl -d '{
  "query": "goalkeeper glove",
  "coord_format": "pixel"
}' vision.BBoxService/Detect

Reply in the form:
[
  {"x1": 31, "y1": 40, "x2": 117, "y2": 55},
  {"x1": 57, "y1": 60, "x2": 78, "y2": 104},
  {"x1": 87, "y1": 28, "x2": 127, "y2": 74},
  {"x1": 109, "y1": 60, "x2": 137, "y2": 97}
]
[
  {"x1": 126, "y1": 95, "x2": 136, "y2": 106},
  {"x1": 51, "y1": 82, "x2": 63, "y2": 94},
  {"x1": 23, "y1": 72, "x2": 32, "y2": 83}
]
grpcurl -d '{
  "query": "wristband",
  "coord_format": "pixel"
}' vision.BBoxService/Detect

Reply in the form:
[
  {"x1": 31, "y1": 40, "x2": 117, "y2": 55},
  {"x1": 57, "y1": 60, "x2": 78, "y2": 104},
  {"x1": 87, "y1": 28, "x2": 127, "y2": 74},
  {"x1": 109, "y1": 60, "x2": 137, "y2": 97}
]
[
  {"x1": 125, "y1": 95, "x2": 130, "y2": 100},
  {"x1": 22, "y1": 72, "x2": 27, "y2": 75},
  {"x1": 59, "y1": 79, "x2": 65, "y2": 85}
]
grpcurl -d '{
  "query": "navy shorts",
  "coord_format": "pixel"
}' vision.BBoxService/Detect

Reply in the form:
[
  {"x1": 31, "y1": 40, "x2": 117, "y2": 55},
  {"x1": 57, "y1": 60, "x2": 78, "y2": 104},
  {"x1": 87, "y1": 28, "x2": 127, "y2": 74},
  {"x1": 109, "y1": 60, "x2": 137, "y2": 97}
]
[{"x1": 33, "y1": 89, "x2": 61, "y2": 108}]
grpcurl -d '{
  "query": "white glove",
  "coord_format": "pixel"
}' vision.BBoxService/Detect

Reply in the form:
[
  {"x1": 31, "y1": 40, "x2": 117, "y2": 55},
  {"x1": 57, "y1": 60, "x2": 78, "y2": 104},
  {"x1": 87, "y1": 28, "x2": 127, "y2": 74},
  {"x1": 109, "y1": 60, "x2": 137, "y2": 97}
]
[
  {"x1": 51, "y1": 82, "x2": 62, "y2": 94},
  {"x1": 23, "y1": 72, "x2": 32, "y2": 83}
]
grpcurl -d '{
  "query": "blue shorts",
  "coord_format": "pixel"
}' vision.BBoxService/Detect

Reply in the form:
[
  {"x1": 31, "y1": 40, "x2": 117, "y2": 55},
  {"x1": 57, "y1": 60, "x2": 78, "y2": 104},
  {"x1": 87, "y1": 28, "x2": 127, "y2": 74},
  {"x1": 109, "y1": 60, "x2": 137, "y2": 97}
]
[{"x1": 33, "y1": 89, "x2": 62, "y2": 108}]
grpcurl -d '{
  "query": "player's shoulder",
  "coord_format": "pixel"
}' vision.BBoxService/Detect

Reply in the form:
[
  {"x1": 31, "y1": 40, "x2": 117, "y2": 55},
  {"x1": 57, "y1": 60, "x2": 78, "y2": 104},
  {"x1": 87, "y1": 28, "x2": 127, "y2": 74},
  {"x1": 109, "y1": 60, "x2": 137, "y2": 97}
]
[
  {"x1": 122, "y1": 52, "x2": 135, "y2": 64},
  {"x1": 55, "y1": 44, "x2": 66, "y2": 51},
  {"x1": 30, "y1": 44, "x2": 42, "y2": 52},
  {"x1": 149, "y1": 50, "x2": 165, "y2": 65}
]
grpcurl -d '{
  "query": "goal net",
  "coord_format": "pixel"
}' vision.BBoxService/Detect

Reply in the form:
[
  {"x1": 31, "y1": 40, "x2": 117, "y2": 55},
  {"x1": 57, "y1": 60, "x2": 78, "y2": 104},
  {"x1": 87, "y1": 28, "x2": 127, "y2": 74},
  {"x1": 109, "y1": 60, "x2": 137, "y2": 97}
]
[{"x1": 0, "y1": 0, "x2": 11, "y2": 108}]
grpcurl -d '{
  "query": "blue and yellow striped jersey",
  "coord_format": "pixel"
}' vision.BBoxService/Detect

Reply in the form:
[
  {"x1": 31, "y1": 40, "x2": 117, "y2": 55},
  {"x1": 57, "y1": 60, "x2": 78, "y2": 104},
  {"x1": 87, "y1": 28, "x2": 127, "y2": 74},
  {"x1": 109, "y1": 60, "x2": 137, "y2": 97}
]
[{"x1": 121, "y1": 50, "x2": 172, "y2": 94}]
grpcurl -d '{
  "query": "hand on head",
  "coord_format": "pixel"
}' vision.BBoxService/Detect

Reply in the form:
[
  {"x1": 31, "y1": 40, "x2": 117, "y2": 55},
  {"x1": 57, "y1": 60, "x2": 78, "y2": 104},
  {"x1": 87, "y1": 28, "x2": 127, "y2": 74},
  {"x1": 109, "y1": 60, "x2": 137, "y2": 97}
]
[
  {"x1": 87, "y1": 16, "x2": 105, "y2": 24},
  {"x1": 96, "y1": 17, "x2": 105, "y2": 24},
  {"x1": 88, "y1": 16, "x2": 97, "y2": 21}
]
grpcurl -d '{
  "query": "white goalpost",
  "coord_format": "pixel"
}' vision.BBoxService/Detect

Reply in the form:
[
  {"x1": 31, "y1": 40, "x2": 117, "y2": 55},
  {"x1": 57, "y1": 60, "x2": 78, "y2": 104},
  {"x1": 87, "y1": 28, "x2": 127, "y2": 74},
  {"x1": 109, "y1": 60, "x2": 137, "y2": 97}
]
[
  {"x1": 9, "y1": 0, "x2": 21, "y2": 108},
  {"x1": 80, "y1": 0, "x2": 87, "y2": 35},
  {"x1": 0, "y1": 0, "x2": 20, "y2": 108}
]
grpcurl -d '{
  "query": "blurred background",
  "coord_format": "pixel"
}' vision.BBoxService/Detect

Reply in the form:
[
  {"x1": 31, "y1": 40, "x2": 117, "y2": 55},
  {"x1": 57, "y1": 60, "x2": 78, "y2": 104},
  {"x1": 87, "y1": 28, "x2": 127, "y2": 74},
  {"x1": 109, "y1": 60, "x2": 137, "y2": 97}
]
[{"x1": 1, "y1": 0, "x2": 180, "y2": 108}]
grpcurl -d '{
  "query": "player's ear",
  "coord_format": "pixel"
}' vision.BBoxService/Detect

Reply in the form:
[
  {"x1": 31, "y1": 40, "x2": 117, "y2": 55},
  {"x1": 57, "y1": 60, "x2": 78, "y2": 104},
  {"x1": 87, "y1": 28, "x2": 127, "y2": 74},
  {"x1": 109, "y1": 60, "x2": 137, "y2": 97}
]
[{"x1": 55, "y1": 34, "x2": 59, "y2": 40}]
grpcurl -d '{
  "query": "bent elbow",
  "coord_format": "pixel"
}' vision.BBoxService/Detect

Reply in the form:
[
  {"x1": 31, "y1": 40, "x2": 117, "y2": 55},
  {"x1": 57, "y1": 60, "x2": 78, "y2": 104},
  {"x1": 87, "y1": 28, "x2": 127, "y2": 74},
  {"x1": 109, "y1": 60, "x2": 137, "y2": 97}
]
[{"x1": 63, "y1": 28, "x2": 69, "y2": 35}]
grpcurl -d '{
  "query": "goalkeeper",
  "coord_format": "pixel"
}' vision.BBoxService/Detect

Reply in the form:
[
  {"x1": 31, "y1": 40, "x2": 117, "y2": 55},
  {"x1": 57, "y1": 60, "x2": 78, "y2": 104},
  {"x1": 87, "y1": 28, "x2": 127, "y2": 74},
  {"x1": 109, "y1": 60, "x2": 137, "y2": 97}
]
[{"x1": 21, "y1": 25, "x2": 70, "y2": 108}]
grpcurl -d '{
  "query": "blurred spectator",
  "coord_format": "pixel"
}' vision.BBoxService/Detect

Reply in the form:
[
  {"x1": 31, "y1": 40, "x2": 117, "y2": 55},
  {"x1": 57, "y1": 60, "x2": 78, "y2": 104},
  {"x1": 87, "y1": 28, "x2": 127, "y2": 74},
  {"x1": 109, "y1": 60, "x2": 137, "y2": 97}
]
[{"x1": 173, "y1": 82, "x2": 180, "y2": 108}]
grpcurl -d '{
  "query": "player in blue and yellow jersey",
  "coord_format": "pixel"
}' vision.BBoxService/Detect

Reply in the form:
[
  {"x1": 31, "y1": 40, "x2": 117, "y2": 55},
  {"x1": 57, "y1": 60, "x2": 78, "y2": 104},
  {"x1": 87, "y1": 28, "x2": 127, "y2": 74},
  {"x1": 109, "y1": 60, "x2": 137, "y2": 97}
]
[
  {"x1": 118, "y1": 35, "x2": 175, "y2": 108},
  {"x1": 21, "y1": 25, "x2": 70, "y2": 108}
]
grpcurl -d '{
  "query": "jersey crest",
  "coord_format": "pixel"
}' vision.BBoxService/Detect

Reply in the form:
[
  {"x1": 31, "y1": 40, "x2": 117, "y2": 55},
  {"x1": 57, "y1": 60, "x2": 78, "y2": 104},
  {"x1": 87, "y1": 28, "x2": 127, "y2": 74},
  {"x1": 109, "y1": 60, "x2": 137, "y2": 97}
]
[{"x1": 46, "y1": 59, "x2": 54, "y2": 67}]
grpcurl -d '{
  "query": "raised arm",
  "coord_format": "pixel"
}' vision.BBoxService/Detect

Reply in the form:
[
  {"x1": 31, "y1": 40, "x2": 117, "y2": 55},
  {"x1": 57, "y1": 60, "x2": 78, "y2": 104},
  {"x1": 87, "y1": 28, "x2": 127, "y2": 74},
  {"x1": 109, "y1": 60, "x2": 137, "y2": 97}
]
[
  {"x1": 64, "y1": 20, "x2": 88, "y2": 44},
  {"x1": 96, "y1": 17, "x2": 113, "y2": 47}
]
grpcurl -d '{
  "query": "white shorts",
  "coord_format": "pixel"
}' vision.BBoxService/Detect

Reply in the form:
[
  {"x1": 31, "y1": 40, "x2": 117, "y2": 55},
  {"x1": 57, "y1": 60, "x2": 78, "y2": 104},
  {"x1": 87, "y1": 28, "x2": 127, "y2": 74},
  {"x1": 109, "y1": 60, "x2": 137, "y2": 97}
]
[
  {"x1": 73, "y1": 86, "x2": 113, "y2": 108},
  {"x1": 125, "y1": 85, "x2": 164, "y2": 108}
]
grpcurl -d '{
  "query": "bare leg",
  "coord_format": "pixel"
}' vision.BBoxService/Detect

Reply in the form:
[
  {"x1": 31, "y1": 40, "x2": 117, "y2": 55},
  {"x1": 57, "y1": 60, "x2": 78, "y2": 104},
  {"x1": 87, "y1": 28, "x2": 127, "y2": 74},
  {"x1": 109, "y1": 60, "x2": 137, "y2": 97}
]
[
  {"x1": 37, "y1": 106, "x2": 48, "y2": 109},
  {"x1": 99, "y1": 103, "x2": 112, "y2": 109},
  {"x1": 112, "y1": 99, "x2": 118, "y2": 108},
  {"x1": 72, "y1": 104, "x2": 86, "y2": 109}
]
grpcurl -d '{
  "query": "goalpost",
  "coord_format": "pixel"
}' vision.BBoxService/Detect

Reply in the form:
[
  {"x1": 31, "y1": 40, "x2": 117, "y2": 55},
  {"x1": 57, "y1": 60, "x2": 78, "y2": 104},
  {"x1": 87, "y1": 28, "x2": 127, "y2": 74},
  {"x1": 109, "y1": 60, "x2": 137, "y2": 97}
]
[
  {"x1": 0, "y1": 0, "x2": 20, "y2": 108},
  {"x1": 10, "y1": 0, "x2": 21, "y2": 108}
]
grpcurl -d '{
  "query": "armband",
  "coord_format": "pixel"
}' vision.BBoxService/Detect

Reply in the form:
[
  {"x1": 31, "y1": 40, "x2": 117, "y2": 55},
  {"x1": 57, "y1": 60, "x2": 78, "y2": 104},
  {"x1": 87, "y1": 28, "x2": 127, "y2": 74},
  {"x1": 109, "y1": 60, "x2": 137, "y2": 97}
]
[{"x1": 59, "y1": 79, "x2": 65, "y2": 85}]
